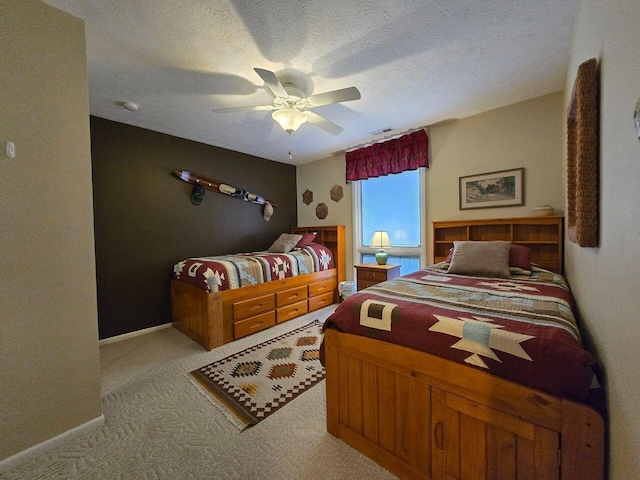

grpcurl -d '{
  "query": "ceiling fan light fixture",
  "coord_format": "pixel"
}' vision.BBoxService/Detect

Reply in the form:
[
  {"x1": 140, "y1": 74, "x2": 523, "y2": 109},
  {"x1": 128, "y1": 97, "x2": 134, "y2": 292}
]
[{"x1": 272, "y1": 109, "x2": 308, "y2": 132}]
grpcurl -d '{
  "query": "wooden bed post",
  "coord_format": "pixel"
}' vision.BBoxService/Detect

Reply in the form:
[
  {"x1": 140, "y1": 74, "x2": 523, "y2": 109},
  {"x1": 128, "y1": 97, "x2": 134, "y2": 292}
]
[
  {"x1": 171, "y1": 280, "x2": 225, "y2": 349},
  {"x1": 205, "y1": 291, "x2": 224, "y2": 350},
  {"x1": 324, "y1": 329, "x2": 340, "y2": 436},
  {"x1": 561, "y1": 399, "x2": 605, "y2": 479}
]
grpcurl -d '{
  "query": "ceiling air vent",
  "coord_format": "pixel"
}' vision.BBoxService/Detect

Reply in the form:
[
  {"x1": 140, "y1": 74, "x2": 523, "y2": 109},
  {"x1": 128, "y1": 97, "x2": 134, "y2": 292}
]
[{"x1": 369, "y1": 127, "x2": 394, "y2": 136}]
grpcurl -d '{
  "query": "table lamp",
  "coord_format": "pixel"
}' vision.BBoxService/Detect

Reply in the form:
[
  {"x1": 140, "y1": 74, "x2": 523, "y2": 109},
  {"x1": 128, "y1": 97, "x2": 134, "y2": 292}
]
[{"x1": 370, "y1": 231, "x2": 391, "y2": 265}]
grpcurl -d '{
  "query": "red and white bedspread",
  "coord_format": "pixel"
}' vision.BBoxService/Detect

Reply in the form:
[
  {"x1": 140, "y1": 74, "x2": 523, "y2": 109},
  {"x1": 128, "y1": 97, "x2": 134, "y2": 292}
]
[
  {"x1": 323, "y1": 265, "x2": 598, "y2": 403},
  {"x1": 173, "y1": 243, "x2": 334, "y2": 292}
]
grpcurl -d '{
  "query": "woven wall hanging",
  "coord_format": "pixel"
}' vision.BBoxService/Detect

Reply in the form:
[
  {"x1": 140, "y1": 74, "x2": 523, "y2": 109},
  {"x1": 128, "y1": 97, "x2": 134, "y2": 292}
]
[
  {"x1": 316, "y1": 203, "x2": 328, "y2": 219},
  {"x1": 567, "y1": 58, "x2": 599, "y2": 247},
  {"x1": 302, "y1": 189, "x2": 313, "y2": 205}
]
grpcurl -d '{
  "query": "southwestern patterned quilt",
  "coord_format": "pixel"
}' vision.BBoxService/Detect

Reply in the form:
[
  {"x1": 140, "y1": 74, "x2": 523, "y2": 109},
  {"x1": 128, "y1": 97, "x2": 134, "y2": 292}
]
[
  {"x1": 323, "y1": 264, "x2": 598, "y2": 403},
  {"x1": 173, "y1": 243, "x2": 334, "y2": 292}
]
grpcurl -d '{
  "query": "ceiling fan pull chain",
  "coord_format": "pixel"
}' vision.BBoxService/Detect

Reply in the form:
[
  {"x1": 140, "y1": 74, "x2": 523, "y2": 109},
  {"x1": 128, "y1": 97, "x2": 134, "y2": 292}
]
[{"x1": 288, "y1": 131, "x2": 292, "y2": 160}]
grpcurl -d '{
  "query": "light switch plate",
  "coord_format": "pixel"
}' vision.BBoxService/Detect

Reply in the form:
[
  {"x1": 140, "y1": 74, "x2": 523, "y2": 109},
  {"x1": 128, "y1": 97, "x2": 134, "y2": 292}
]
[
  {"x1": 635, "y1": 98, "x2": 640, "y2": 141},
  {"x1": 6, "y1": 141, "x2": 15, "y2": 158}
]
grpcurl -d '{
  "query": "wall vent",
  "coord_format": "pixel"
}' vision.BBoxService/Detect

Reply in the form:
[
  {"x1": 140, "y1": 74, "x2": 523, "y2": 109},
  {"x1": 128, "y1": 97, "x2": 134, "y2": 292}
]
[{"x1": 369, "y1": 127, "x2": 394, "y2": 136}]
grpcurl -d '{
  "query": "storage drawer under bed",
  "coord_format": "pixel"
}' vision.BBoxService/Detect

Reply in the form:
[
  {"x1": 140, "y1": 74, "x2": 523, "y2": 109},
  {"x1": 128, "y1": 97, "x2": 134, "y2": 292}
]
[
  {"x1": 276, "y1": 299, "x2": 309, "y2": 324},
  {"x1": 276, "y1": 285, "x2": 308, "y2": 307},
  {"x1": 234, "y1": 311, "x2": 276, "y2": 339},
  {"x1": 309, "y1": 278, "x2": 336, "y2": 297},
  {"x1": 309, "y1": 291, "x2": 334, "y2": 311},
  {"x1": 232, "y1": 293, "x2": 275, "y2": 320}
]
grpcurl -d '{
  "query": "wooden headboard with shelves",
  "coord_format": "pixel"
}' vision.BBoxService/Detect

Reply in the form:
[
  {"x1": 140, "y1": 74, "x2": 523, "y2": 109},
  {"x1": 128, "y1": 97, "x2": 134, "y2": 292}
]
[
  {"x1": 291, "y1": 225, "x2": 346, "y2": 283},
  {"x1": 433, "y1": 216, "x2": 564, "y2": 274}
]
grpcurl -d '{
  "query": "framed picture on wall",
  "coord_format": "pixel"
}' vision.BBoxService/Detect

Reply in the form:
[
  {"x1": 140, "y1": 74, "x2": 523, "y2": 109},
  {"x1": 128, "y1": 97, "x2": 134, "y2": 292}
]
[{"x1": 459, "y1": 168, "x2": 524, "y2": 210}]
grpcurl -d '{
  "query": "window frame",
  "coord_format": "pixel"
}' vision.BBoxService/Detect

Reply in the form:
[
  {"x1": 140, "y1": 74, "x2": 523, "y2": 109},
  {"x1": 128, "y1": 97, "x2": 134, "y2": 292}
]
[{"x1": 352, "y1": 168, "x2": 427, "y2": 270}]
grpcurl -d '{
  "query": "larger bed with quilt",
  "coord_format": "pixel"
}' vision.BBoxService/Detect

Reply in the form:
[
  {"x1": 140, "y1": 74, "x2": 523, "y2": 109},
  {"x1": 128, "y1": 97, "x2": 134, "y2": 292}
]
[
  {"x1": 322, "y1": 216, "x2": 604, "y2": 480},
  {"x1": 171, "y1": 225, "x2": 345, "y2": 350}
]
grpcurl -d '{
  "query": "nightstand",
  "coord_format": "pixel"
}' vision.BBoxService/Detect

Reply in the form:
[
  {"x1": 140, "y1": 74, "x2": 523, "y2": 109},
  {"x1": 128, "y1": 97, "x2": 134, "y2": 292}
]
[{"x1": 354, "y1": 263, "x2": 401, "y2": 291}]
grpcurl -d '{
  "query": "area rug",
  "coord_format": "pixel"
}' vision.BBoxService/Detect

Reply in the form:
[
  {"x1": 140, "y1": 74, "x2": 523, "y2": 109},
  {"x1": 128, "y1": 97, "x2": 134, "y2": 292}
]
[{"x1": 189, "y1": 320, "x2": 325, "y2": 429}]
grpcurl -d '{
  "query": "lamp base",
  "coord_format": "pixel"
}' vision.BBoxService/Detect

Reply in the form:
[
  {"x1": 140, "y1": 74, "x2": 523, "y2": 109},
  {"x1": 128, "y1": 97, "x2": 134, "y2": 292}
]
[{"x1": 375, "y1": 250, "x2": 388, "y2": 265}]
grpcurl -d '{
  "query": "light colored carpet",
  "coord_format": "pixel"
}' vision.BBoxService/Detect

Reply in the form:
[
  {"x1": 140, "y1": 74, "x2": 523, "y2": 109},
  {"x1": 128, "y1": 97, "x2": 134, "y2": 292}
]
[{"x1": 0, "y1": 305, "x2": 397, "y2": 480}]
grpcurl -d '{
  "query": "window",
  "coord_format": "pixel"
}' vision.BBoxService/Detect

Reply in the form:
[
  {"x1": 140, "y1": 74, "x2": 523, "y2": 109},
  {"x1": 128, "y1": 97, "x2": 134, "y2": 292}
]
[{"x1": 353, "y1": 168, "x2": 426, "y2": 274}]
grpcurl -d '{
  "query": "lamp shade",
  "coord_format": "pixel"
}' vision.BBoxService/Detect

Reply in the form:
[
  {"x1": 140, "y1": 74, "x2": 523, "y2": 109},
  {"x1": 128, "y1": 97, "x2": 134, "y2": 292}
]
[
  {"x1": 369, "y1": 231, "x2": 391, "y2": 248},
  {"x1": 272, "y1": 109, "x2": 308, "y2": 132}
]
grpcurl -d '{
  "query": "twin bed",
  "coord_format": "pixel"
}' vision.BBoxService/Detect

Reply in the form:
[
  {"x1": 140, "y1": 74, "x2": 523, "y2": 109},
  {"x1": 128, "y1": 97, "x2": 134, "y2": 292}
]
[
  {"x1": 323, "y1": 216, "x2": 604, "y2": 480},
  {"x1": 171, "y1": 217, "x2": 604, "y2": 480},
  {"x1": 170, "y1": 225, "x2": 345, "y2": 350}
]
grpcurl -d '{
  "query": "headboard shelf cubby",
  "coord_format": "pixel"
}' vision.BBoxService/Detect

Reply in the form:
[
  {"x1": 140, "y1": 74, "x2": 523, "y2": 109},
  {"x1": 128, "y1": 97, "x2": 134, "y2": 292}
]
[{"x1": 433, "y1": 215, "x2": 564, "y2": 274}]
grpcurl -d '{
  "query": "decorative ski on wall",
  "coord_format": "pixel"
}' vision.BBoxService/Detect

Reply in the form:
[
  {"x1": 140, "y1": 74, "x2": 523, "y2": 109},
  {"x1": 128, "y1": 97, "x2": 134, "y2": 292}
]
[{"x1": 173, "y1": 170, "x2": 277, "y2": 207}]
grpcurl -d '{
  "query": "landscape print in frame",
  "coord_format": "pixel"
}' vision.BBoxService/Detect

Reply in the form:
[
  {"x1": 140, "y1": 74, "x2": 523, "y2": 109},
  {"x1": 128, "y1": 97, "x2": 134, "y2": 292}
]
[{"x1": 459, "y1": 168, "x2": 524, "y2": 210}]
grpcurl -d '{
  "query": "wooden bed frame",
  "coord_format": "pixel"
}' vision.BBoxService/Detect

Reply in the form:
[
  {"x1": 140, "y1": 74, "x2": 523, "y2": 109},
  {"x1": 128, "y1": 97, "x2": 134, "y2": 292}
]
[
  {"x1": 171, "y1": 225, "x2": 345, "y2": 350},
  {"x1": 324, "y1": 216, "x2": 604, "y2": 479}
]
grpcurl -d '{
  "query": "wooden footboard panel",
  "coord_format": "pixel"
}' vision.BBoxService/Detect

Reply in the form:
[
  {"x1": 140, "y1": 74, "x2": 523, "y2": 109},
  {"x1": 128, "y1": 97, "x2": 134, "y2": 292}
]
[
  {"x1": 171, "y1": 280, "x2": 223, "y2": 350},
  {"x1": 324, "y1": 329, "x2": 604, "y2": 480}
]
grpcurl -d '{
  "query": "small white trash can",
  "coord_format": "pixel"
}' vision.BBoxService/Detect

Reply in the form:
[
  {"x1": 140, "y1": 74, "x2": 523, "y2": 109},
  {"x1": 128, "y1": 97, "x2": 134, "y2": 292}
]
[{"x1": 338, "y1": 281, "x2": 356, "y2": 301}]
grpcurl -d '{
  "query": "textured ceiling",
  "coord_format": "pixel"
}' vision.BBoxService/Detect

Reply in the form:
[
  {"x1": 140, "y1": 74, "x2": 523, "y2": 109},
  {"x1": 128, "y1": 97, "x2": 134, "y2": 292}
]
[{"x1": 41, "y1": 0, "x2": 578, "y2": 165}]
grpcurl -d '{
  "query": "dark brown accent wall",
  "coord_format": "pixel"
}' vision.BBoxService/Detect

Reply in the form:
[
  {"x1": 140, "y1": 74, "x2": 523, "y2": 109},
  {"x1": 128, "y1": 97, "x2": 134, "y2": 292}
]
[{"x1": 90, "y1": 117, "x2": 297, "y2": 339}]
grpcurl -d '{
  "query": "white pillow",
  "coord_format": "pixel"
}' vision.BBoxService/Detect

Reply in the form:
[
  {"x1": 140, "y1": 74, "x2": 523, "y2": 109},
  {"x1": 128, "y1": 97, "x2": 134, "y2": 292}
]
[
  {"x1": 267, "y1": 233, "x2": 303, "y2": 253},
  {"x1": 447, "y1": 241, "x2": 511, "y2": 278}
]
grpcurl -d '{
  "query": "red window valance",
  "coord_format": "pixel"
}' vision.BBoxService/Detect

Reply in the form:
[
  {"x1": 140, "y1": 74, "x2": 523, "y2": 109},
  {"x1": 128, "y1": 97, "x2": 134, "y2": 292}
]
[{"x1": 345, "y1": 129, "x2": 429, "y2": 182}]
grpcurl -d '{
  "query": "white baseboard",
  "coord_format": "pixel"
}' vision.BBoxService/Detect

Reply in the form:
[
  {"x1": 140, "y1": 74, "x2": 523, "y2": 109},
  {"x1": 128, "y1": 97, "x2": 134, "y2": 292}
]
[
  {"x1": 99, "y1": 323, "x2": 172, "y2": 346},
  {"x1": 0, "y1": 415, "x2": 105, "y2": 472}
]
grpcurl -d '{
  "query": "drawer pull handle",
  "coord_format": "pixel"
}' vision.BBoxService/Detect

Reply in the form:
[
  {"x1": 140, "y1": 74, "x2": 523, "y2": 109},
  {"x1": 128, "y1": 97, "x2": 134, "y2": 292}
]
[{"x1": 434, "y1": 422, "x2": 444, "y2": 451}]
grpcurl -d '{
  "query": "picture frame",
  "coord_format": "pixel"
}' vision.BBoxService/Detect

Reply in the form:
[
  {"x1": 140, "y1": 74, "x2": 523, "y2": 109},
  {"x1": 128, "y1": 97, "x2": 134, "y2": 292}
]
[{"x1": 459, "y1": 168, "x2": 524, "y2": 210}]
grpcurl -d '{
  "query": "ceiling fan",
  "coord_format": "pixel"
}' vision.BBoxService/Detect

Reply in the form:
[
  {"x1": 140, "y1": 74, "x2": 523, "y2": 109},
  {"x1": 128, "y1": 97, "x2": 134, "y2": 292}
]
[{"x1": 213, "y1": 68, "x2": 361, "y2": 138}]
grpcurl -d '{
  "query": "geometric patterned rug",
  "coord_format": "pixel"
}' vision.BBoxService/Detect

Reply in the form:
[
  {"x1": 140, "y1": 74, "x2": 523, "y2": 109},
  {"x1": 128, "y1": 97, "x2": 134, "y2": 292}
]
[{"x1": 189, "y1": 320, "x2": 325, "y2": 430}]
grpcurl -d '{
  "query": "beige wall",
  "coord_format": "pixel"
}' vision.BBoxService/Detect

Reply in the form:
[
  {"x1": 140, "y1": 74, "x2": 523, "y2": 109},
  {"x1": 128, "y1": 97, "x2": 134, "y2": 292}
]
[
  {"x1": 565, "y1": 1, "x2": 640, "y2": 478},
  {"x1": 0, "y1": 0, "x2": 102, "y2": 461},
  {"x1": 297, "y1": 153, "x2": 354, "y2": 278},
  {"x1": 297, "y1": 92, "x2": 564, "y2": 273},
  {"x1": 426, "y1": 92, "x2": 564, "y2": 260}
]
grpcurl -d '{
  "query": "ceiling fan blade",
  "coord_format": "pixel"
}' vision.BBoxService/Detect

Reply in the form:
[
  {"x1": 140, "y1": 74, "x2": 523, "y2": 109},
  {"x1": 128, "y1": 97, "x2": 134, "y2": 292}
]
[
  {"x1": 212, "y1": 104, "x2": 274, "y2": 113},
  {"x1": 306, "y1": 86, "x2": 361, "y2": 107},
  {"x1": 254, "y1": 68, "x2": 289, "y2": 98},
  {"x1": 305, "y1": 111, "x2": 344, "y2": 135}
]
